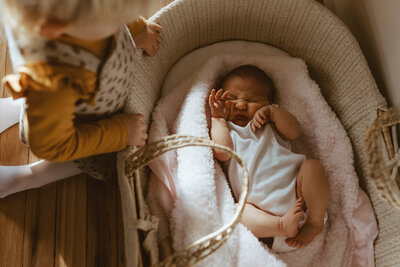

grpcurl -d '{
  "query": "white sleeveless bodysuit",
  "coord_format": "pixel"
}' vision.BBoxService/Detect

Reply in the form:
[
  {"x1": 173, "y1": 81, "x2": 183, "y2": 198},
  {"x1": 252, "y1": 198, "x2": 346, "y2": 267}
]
[{"x1": 228, "y1": 122, "x2": 306, "y2": 216}]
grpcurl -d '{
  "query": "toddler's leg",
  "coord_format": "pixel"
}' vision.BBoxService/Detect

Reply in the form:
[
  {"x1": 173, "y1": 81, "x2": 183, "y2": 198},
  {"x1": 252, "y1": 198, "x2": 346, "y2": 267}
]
[
  {"x1": 0, "y1": 97, "x2": 23, "y2": 134},
  {"x1": 286, "y1": 159, "x2": 330, "y2": 248},
  {"x1": 0, "y1": 160, "x2": 82, "y2": 198},
  {"x1": 239, "y1": 198, "x2": 303, "y2": 238}
]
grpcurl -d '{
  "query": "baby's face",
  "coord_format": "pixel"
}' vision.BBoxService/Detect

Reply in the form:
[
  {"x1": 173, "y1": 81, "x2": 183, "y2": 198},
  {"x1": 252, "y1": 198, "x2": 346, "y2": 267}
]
[{"x1": 223, "y1": 76, "x2": 270, "y2": 127}]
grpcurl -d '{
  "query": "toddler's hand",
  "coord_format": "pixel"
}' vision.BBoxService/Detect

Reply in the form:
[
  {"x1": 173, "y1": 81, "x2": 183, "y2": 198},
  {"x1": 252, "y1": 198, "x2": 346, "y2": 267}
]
[
  {"x1": 209, "y1": 89, "x2": 230, "y2": 120},
  {"x1": 251, "y1": 105, "x2": 270, "y2": 132},
  {"x1": 133, "y1": 21, "x2": 163, "y2": 57},
  {"x1": 121, "y1": 113, "x2": 148, "y2": 147}
]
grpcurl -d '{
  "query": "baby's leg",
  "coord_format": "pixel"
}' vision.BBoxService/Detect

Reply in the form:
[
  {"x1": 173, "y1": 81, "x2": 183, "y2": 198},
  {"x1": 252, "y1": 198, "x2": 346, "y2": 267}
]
[
  {"x1": 239, "y1": 198, "x2": 303, "y2": 238},
  {"x1": 0, "y1": 97, "x2": 23, "y2": 134},
  {"x1": 0, "y1": 160, "x2": 82, "y2": 198},
  {"x1": 286, "y1": 159, "x2": 330, "y2": 248}
]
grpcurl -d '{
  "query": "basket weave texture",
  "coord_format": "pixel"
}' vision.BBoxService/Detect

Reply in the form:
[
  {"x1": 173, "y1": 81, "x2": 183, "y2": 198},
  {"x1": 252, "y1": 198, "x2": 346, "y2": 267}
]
[
  {"x1": 119, "y1": 0, "x2": 399, "y2": 265},
  {"x1": 126, "y1": 135, "x2": 249, "y2": 266}
]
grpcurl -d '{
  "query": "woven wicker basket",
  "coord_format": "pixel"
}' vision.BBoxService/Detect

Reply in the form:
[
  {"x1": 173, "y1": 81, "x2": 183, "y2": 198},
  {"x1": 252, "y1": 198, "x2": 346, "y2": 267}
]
[
  {"x1": 365, "y1": 108, "x2": 400, "y2": 209},
  {"x1": 126, "y1": 135, "x2": 249, "y2": 266},
  {"x1": 117, "y1": 0, "x2": 400, "y2": 266}
]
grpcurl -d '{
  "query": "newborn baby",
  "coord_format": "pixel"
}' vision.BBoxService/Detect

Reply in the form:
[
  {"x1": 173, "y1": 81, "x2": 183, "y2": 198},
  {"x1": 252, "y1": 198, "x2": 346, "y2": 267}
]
[{"x1": 208, "y1": 65, "x2": 330, "y2": 250}]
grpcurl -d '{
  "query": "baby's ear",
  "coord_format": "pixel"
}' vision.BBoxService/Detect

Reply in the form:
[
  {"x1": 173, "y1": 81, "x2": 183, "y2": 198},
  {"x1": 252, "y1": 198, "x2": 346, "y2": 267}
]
[{"x1": 39, "y1": 19, "x2": 70, "y2": 39}]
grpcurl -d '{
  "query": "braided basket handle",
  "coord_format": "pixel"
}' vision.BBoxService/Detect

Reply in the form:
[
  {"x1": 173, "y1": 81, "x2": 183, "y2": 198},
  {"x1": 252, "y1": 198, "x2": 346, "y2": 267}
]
[
  {"x1": 125, "y1": 135, "x2": 249, "y2": 266},
  {"x1": 365, "y1": 108, "x2": 400, "y2": 209}
]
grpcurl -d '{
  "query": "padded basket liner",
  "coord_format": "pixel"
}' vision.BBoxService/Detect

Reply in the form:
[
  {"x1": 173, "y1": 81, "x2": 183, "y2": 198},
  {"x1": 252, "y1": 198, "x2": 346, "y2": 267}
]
[{"x1": 117, "y1": 0, "x2": 398, "y2": 266}]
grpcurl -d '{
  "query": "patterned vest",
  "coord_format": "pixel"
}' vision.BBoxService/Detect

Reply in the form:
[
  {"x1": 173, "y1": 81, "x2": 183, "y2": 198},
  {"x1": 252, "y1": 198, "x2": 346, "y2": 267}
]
[{"x1": 6, "y1": 25, "x2": 137, "y2": 179}]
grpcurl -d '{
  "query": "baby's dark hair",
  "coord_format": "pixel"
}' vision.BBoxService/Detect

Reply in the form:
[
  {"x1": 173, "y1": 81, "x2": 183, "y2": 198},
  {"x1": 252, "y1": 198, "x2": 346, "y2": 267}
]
[{"x1": 216, "y1": 65, "x2": 275, "y2": 103}]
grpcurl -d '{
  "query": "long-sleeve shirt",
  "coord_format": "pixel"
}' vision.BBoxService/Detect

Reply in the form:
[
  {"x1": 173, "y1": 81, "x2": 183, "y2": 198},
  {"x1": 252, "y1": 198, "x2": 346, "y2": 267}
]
[{"x1": 2, "y1": 17, "x2": 147, "y2": 161}]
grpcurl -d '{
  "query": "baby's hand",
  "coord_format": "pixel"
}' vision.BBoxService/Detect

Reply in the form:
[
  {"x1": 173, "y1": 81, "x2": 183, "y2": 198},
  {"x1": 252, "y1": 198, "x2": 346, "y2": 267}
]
[
  {"x1": 133, "y1": 21, "x2": 163, "y2": 57},
  {"x1": 209, "y1": 89, "x2": 230, "y2": 120},
  {"x1": 121, "y1": 113, "x2": 148, "y2": 147},
  {"x1": 251, "y1": 105, "x2": 270, "y2": 132}
]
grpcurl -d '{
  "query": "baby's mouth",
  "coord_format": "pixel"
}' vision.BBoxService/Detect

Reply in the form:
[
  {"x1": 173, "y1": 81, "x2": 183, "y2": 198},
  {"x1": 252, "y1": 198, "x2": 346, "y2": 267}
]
[{"x1": 233, "y1": 114, "x2": 249, "y2": 125}]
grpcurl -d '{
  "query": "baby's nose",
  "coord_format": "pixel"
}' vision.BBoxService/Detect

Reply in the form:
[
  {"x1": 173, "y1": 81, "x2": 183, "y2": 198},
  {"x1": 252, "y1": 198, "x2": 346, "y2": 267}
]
[{"x1": 235, "y1": 99, "x2": 248, "y2": 110}]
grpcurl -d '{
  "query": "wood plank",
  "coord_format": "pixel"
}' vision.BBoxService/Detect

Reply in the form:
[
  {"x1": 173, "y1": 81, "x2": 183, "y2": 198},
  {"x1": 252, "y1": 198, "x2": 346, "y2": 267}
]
[
  {"x1": 0, "y1": 44, "x2": 27, "y2": 267},
  {"x1": 0, "y1": 124, "x2": 28, "y2": 266},
  {"x1": 22, "y1": 184, "x2": 56, "y2": 267},
  {"x1": 0, "y1": 192, "x2": 26, "y2": 266},
  {"x1": 0, "y1": 27, "x2": 7, "y2": 98},
  {"x1": 55, "y1": 175, "x2": 87, "y2": 267},
  {"x1": 86, "y1": 176, "x2": 118, "y2": 267},
  {"x1": 117, "y1": 188, "x2": 126, "y2": 267},
  {"x1": 21, "y1": 90, "x2": 58, "y2": 265},
  {"x1": 3, "y1": 51, "x2": 13, "y2": 98}
]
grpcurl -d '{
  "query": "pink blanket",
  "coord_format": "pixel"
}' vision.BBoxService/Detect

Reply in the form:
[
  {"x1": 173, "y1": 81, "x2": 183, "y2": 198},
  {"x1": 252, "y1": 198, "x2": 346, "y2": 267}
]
[{"x1": 147, "y1": 55, "x2": 377, "y2": 266}]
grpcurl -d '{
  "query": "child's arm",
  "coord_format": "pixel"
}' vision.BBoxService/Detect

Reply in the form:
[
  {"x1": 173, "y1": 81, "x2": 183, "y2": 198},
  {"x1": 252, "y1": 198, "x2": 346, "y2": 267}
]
[
  {"x1": 251, "y1": 105, "x2": 301, "y2": 140},
  {"x1": 24, "y1": 85, "x2": 147, "y2": 162},
  {"x1": 209, "y1": 89, "x2": 233, "y2": 162},
  {"x1": 128, "y1": 17, "x2": 162, "y2": 57}
]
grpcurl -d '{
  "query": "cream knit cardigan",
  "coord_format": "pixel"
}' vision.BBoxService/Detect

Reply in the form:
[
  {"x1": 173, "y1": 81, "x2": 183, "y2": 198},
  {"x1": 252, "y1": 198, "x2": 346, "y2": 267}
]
[{"x1": 118, "y1": 0, "x2": 397, "y2": 266}]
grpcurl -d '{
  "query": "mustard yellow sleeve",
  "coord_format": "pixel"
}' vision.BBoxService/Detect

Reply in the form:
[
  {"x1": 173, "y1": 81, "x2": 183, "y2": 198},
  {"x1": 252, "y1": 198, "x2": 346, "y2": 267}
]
[
  {"x1": 3, "y1": 62, "x2": 128, "y2": 162},
  {"x1": 26, "y1": 85, "x2": 128, "y2": 162},
  {"x1": 127, "y1": 16, "x2": 147, "y2": 37}
]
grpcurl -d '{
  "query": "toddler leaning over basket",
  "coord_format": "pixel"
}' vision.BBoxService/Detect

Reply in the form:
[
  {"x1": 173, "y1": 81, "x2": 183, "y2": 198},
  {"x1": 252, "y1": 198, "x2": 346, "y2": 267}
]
[
  {"x1": 0, "y1": 0, "x2": 162, "y2": 197},
  {"x1": 209, "y1": 65, "x2": 330, "y2": 251}
]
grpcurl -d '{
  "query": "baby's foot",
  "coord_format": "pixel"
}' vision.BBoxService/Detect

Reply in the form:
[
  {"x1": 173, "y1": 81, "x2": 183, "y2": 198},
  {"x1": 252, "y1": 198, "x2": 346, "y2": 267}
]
[
  {"x1": 285, "y1": 218, "x2": 324, "y2": 248},
  {"x1": 278, "y1": 198, "x2": 303, "y2": 238}
]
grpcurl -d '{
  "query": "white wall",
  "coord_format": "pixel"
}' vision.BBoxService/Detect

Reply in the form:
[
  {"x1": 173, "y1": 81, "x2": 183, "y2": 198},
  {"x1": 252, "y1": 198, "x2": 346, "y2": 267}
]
[{"x1": 324, "y1": 0, "x2": 400, "y2": 113}]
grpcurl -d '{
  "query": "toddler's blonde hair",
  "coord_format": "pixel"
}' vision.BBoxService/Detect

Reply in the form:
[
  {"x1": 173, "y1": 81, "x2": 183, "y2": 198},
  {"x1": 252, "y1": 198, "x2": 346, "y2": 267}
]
[{"x1": 1, "y1": 0, "x2": 156, "y2": 40}]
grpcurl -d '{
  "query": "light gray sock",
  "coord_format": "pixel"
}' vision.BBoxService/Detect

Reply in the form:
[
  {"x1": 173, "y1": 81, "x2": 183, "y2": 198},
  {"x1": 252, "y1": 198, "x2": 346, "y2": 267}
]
[
  {"x1": 0, "y1": 97, "x2": 23, "y2": 134},
  {"x1": 0, "y1": 160, "x2": 82, "y2": 198}
]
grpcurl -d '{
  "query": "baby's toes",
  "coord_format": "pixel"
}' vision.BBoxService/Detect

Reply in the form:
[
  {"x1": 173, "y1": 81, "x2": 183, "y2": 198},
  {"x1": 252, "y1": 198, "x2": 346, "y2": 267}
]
[
  {"x1": 296, "y1": 197, "x2": 303, "y2": 206},
  {"x1": 292, "y1": 239, "x2": 302, "y2": 248},
  {"x1": 293, "y1": 204, "x2": 303, "y2": 213},
  {"x1": 285, "y1": 238, "x2": 296, "y2": 247}
]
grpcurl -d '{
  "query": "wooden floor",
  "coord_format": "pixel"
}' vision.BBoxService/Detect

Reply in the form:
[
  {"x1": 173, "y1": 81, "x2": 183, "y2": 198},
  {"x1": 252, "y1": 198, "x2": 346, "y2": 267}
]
[{"x1": 0, "y1": 1, "x2": 172, "y2": 266}]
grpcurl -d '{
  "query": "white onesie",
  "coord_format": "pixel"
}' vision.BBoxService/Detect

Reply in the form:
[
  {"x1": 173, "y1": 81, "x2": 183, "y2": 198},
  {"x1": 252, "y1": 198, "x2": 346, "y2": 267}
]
[
  {"x1": 227, "y1": 122, "x2": 306, "y2": 216},
  {"x1": 228, "y1": 122, "x2": 307, "y2": 252}
]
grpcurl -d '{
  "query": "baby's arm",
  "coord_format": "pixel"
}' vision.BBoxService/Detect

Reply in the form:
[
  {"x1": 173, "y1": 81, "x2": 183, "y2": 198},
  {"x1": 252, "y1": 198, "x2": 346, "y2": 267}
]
[
  {"x1": 252, "y1": 105, "x2": 301, "y2": 140},
  {"x1": 209, "y1": 89, "x2": 233, "y2": 162},
  {"x1": 270, "y1": 105, "x2": 301, "y2": 140}
]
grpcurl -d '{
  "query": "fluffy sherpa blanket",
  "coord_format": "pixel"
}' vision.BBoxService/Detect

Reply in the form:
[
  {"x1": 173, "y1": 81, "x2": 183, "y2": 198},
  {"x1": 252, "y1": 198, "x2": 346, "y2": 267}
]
[{"x1": 147, "y1": 54, "x2": 358, "y2": 266}]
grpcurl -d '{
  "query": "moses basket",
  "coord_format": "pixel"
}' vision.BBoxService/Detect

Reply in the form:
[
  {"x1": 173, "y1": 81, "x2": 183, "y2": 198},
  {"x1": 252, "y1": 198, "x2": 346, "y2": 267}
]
[{"x1": 116, "y1": 0, "x2": 400, "y2": 266}]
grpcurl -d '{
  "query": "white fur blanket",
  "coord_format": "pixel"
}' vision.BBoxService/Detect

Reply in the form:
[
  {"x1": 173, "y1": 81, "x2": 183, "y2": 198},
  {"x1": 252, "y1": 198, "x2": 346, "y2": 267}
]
[{"x1": 147, "y1": 54, "x2": 358, "y2": 266}]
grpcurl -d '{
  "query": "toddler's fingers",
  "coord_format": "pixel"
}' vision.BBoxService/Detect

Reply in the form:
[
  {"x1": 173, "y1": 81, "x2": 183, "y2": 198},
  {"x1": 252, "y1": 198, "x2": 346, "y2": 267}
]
[
  {"x1": 153, "y1": 44, "x2": 159, "y2": 53},
  {"x1": 155, "y1": 24, "x2": 162, "y2": 32},
  {"x1": 251, "y1": 122, "x2": 256, "y2": 132},
  {"x1": 154, "y1": 41, "x2": 159, "y2": 50},
  {"x1": 157, "y1": 35, "x2": 163, "y2": 43},
  {"x1": 146, "y1": 47, "x2": 156, "y2": 57}
]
